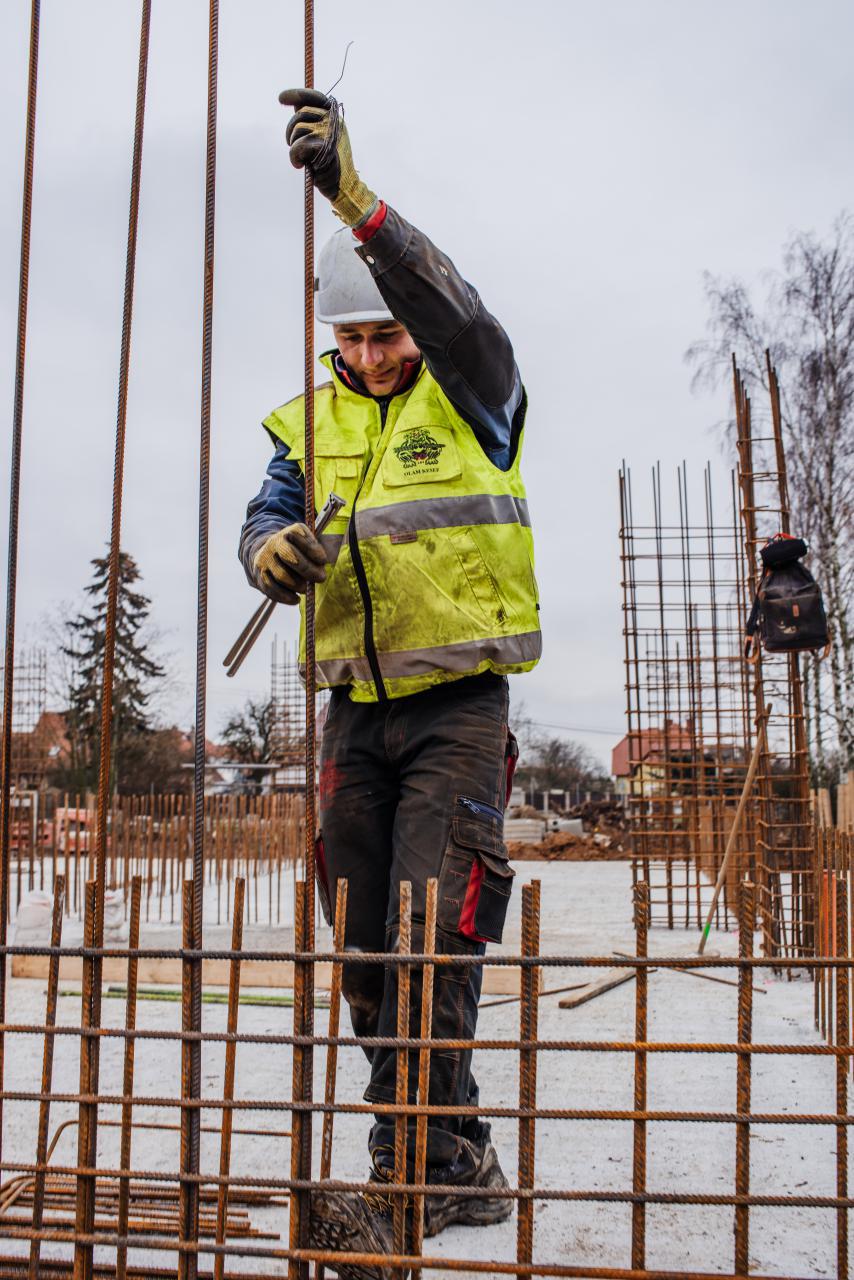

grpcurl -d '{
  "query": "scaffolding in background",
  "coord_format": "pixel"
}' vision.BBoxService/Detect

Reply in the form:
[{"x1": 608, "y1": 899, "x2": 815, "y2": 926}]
[
  {"x1": 269, "y1": 640, "x2": 306, "y2": 785},
  {"x1": 0, "y1": 648, "x2": 48, "y2": 786}
]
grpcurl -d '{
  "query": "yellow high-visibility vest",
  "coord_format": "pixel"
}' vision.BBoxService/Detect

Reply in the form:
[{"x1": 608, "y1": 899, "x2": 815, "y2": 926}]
[{"x1": 263, "y1": 353, "x2": 541, "y2": 701}]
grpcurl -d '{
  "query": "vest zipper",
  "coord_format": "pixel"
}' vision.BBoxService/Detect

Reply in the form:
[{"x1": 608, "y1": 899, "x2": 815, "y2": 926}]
[{"x1": 348, "y1": 396, "x2": 390, "y2": 702}]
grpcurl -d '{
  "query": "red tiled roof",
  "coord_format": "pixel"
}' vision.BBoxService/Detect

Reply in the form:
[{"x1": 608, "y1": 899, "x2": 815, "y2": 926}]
[{"x1": 611, "y1": 721, "x2": 695, "y2": 777}]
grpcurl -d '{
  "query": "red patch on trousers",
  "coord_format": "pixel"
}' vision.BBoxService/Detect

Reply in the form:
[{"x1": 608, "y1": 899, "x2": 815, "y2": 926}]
[
  {"x1": 320, "y1": 759, "x2": 346, "y2": 806},
  {"x1": 459, "y1": 859, "x2": 486, "y2": 942}
]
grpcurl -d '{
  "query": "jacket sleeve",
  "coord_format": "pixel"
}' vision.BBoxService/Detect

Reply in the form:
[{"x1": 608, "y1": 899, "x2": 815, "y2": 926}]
[
  {"x1": 238, "y1": 440, "x2": 306, "y2": 585},
  {"x1": 354, "y1": 205, "x2": 524, "y2": 471}
]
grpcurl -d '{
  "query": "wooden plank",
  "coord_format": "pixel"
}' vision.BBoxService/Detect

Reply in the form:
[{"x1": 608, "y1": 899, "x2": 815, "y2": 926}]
[
  {"x1": 558, "y1": 968, "x2": 635, "y2": 1009},
  {"x1": 11, "y1": 955, "x2": 531, "y2": 995}
]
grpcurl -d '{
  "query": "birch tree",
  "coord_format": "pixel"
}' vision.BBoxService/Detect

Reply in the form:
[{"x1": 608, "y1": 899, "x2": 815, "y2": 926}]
[{"x1": 687, "y1": 213, "x2": 854, "y2": 772}]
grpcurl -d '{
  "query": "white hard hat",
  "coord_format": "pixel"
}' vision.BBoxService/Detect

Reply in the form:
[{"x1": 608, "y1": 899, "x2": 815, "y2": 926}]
[{"x1": 315, "y1": 227, "x2": 393, "y2": 325}]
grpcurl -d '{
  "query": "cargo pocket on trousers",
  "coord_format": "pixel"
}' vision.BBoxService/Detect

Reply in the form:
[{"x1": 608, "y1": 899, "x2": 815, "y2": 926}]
[{"x1": 438, "y1": 797, "x2": 515, "y2": 944}]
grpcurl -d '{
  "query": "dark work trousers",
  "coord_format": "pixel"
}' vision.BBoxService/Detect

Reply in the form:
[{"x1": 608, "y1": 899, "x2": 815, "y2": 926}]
[{"x1": 318, "y1": 672, "x2": 513, "y2": 1171}]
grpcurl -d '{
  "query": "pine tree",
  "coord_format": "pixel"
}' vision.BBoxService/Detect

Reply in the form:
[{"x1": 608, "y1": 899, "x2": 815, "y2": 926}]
[{"x1": 63, "y1": 551, "x2": 165, "y2": 792}]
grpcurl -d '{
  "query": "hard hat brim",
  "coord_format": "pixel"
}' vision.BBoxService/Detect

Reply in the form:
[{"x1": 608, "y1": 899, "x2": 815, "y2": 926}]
[{"x1": 316, "y1": 306, "x2": 395, "y2": 326}]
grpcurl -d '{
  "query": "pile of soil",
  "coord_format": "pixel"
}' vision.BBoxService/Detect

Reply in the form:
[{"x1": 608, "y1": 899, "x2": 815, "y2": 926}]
[
  {"x1": 565, "y1": 799, "x2": 627, "y2": 831},
  {"x1": 507, "y1": 830, "x2": 630, "y2": 862}
]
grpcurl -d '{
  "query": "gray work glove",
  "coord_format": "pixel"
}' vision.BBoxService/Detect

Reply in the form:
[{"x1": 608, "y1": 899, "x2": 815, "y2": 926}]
[{"x1": 252, "y1": 524, "x2": 327, "y2": 605}]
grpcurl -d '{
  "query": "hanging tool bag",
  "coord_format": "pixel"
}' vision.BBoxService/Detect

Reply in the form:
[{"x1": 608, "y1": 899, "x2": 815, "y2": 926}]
[{"x1": 745, "y1": 533, "x2": 829, "y2": 660}]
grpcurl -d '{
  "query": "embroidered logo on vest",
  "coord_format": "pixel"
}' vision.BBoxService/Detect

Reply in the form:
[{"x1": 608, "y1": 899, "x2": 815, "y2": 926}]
[{"x1": 392, "y1": 428, "x2": 446, "y2": 477}]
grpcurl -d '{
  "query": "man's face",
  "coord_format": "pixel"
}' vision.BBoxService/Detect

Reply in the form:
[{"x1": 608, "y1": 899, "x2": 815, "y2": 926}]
[{"x1": 332, "y1": 320, "x2": 420, "y2": 397}]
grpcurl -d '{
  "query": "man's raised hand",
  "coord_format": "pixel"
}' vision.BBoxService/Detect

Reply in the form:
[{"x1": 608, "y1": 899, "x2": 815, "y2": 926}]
[{"x1": 278, "y1": 87, "x2": 378, "y2": 229}]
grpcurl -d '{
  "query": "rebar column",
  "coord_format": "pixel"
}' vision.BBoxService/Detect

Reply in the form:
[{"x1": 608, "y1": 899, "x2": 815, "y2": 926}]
[
  {"x1": 81, "y1": 8, "x2": 153, "y2": 1270},
  {"x1": 186, "y1": 0, "x2": 219, "y2": 1272},
  {"x1": 517, "y1": 879, "x2": 541, "y2": 1275},
  {"x1": 835, "y1": 873, "x2": 849, "y2": 1280},
  {"x1": 73, "y1": 881, "x2": 97, "y2": 1280},
  {"x1": 632, "y1": 880, "x2": 649, "y2": 1269},
  {"x1": 292, "y1": 3, "x2": 318, "y2": 1273},
  {"x1": 411, "y1": 877, "x2": 438, "y2": 1274},
  {"x1": 288, "y1": 879, "x2": 309, "y2": 1280},
  {"x1": 28, "y1": 873, "x2": 64, "y2": 1279},
  {"x1": 214, "y1": 877, "x2": 245, "y2": 1280},
  {"x1": 179, "y1": 879, "x2": 197, "y2": 1280},
  {"x1": 734, "y1": 879, "x2": 755, "y2": 1274},
  {"x1": 0, "y1": 0, "x2": 41, "y2": 1169},
  {"x1": 116, "y1": 876, "x2": 142, "y2": 1280}
]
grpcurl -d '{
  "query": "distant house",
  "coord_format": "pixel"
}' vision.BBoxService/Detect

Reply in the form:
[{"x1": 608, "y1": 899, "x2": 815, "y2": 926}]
[
  {"x1": 11, "y1": 709, "x2": 70, "y2": 786},
  {"x1": 611, "y1": 720, "x2": 705, "y2": 797}
]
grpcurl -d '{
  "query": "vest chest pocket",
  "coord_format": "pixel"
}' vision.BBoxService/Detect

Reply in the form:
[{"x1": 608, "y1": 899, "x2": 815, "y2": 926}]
[
  {"x1": 382, "y1": 424, "x2": 462, "y2": 488},
  {"x1": 314, "y1": 448, "x2": 363, "y2": 517}
]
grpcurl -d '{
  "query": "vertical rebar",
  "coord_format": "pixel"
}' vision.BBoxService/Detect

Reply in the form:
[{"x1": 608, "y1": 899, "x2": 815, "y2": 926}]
[
  {"x1": 71, "y1": 11, "x2": 154, "y2": 1268},
  {"x1": 185, "y1": 2, "x2": 219, "y2": 1272},
  {"x1": 214, "y1": 876, "x2": 245, "y2": 1280},
  {"x1": 734, "y1": 878, "x2": 755, "y2": 1274},
  {"x1": 116, "y1": 875, "x2": 142, "y2": 1280},
  {"x1": 632, "y1": 879, "x2": 649, "y2": 1270},
  {"x1": 835, "y1": 873, "x2": 849, "y2": 1280},
  {"x1": 393, "y1": 882, "x2": 413, "y2": 1255},
  {"x1": 179, "y1": 879, "x2": 197, "y2": 1280},
  {"x1": 411, "y1": 876, "x2": 438, "y2": 1275},
  {"x1": 0, "y1": 0, "x2": 41, "y2": 1171},
  {"x1": 317, "y1": 877, "x2": 348, "y2": 1280},
  {"x1": 517, "y1": 879, "x2": 541, "y2": 1275},
  {"x1": 28, "y1": 872, "x2": 64, "y2": 1278},
  {"x1": 288, "y1": 879, "x2": 308, "y2": 1280},
  {"x1": 73, "y1": 880, "x2": 97, "y2": 1280},
  {"x1": 295, "y1": 7, "x2": 317, "y2": 1274}
]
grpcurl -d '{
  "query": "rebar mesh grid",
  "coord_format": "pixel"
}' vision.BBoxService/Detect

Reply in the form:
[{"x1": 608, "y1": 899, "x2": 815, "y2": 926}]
[
  {"x1": 733, "y1": 357, "x2": 813, "y2": 960},
  {"x1": 814, "y1": 828, "x2": 854, "y2": 1055},
  {"x1": 0, "y1": 649, "x2": 47, "y2": 789},
  {"x1": 619, "y1": 461, "x2": 755, "y2": 930},
  {"x1": 4, "y1": 793, "x2": 303, "y2": 930},
  {"x1": 0, "y1": 873, "x2": 850, "y2": 1278}
]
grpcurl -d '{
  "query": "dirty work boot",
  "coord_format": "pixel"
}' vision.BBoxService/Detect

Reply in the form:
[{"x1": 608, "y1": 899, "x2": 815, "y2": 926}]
[
  {"x1": 309, "y1": 1183, "x2": 409, "y2": 1280},
  {"x1": 423, "y1": 1125, "x2": 513, "y2": 1237}
]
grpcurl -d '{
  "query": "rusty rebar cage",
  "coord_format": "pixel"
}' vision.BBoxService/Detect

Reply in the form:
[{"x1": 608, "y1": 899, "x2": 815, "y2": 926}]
[
  {"x1": 619, "y1": 461, "x2": 755, "y2": 930},
  {"x1": 0, "y1": 648, "x2": 47, "y2": 788},
  {"x1": 732, "y1": 358, "x2": 814, "y2": 961},
  {"x1": 269, "y1": 642, "x2": 306, "y2": 778}
]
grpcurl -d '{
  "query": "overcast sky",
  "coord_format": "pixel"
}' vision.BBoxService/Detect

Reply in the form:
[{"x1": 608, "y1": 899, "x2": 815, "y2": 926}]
[{"x1": 1, "y1": 1, "x2": 852, "y2": 770}]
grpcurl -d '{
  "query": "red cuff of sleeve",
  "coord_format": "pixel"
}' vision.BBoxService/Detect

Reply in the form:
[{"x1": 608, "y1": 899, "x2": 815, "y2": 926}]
[{"x1": 353, "y1": 200, "x2": 387, "y2": 243}]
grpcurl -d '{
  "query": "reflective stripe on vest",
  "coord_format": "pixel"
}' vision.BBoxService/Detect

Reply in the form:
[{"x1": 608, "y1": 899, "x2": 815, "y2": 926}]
[
  {"x1": 355, "y1": 493, "x2": 531, "y2": 540},
  {"x1": 319, "y1": 532, "x2": 344, "y2": 565},
  {"x1": 302, "y1": 630, "x2": 542, "y2": 689}
]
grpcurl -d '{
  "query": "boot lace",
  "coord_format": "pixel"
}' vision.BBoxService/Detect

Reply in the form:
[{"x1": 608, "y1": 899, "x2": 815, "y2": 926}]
[{"x1": 365, "y1": 1146, "x2": 410, "y2": 1215}]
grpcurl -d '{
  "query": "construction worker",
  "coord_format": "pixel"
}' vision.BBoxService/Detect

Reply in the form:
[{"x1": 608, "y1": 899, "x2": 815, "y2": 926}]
[{"x1": 239, "y1": 88, "x2": 541, "y2": 1278}]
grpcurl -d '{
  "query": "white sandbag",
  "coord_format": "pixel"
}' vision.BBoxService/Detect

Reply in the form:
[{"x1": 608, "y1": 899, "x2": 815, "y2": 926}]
[
  {"x1": 103, "y1": 889, "x2": 128, "y2": 944},
  {"x1": 14, "y1": 890, "x2": 54, "y2": 944}
]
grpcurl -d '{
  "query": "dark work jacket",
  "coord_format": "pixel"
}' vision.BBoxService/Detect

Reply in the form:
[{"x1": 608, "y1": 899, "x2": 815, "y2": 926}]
[{"x1": 239, "y1": 205, "x2": 524, "y2": 581}]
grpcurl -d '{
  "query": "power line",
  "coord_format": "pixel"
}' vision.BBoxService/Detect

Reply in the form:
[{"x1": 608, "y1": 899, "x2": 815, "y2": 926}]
[{"x1": 526, "y1": 719, "x2": 623, "y2": 738}]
